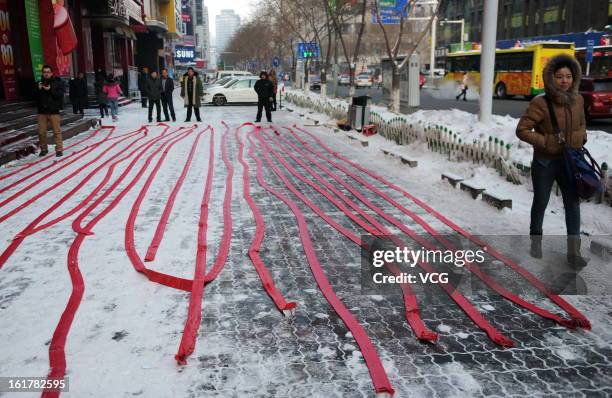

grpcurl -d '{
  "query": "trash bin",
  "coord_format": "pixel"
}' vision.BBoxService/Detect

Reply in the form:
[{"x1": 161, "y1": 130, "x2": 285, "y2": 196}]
[
  {"x1": 352, "y1": 95, "x2": 370, "y2": 106},
  {"x1": 349, "y1": 96, "x2": 370, "y2": 131}
]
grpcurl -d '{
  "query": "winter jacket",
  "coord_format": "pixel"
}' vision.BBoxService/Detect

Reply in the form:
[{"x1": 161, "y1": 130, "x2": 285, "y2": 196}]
[
  {"x1": 146, "y1": 77, "x2": 163, "y2": 101},
  {"x1": 180, "y1": 73, "x2": 203, "y2": 107},
  {"x1": 160, "y1": 77, "x2": 174, "y2": 99},
  {"x1": 138, "y1": 72, "x2": 149, "y2": 95},
  {"x1": 94, "y1": 80, "x2": 108, "y2": 105},
  {"x1": 269, "y1": 73, "x2": 278, "y2": 94},
  {"x1": 254, "y1": 78, "x2": 274, "y2": 101},
  {"x1": 516, "y1": 54, "x2": 587, "y2": 159},
  {"x1": 103, "y1": 80, "x2": 123, "y2": 100},
  {"x1": 37, "y1": 76, "x2": 65, "y2": 114}
]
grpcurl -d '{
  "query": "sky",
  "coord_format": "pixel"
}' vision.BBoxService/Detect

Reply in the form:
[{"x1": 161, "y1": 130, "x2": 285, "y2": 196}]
[{"x1": 205, "y1": 0, "x2": 255, "y2": 42}]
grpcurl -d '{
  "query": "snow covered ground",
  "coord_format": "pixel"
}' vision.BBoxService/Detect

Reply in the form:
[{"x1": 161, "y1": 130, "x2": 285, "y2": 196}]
[{"x1": 0, "y1": 91, "x2": 610, "y2": 397}]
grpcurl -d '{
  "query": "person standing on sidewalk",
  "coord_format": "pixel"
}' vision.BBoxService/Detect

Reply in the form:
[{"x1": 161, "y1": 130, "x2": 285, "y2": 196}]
[
  {"x1": 73, "y1": 72, "x2": 88, "y2": 115},
  {"x1": 160, "y1": 68, "x2": 176, "y2": 122},
  {"x1": 180, "y1": 67, "x2": 202, "y2": 122},
  {"x1": 36, "y1": 65, "x2": 65, "y2": 157},
  {"x1": 456, "y1": 72, "x2": 468, "y2": 101},
  {"x1": 269, "y1": 69, "x2": 278, "y2": 111},
  {"x1": 254, "y1": 71, "x2": 274, "y2": 123},
  {"x1": 146, "y1": 70, "x2": 163, "y2": 123},
  {"x1": 94, "y1": 74, "x2": 108, "y2": 118},
  {"x1": 516, "y1": 53, "x2": 588, "y2": 268},
  {"x1": 103, "y1": 74, "x2": 123, "y2": 122},
  {"x1": 138, "y1": 66, "x2": 150, "y2": 108}
]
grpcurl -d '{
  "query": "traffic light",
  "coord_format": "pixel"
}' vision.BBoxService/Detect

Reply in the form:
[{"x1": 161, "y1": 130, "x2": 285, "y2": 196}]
[{"x1": 303, "y1": 50, "x2": 314, "y2": 58}]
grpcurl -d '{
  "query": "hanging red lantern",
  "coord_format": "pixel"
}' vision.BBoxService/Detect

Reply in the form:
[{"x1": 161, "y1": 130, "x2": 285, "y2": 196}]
[{"x1": 53, "y1": 0, "x2": 77, "y2": 55}]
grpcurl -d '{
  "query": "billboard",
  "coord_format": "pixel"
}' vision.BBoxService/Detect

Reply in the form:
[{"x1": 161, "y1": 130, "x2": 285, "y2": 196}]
[
  {"x1": 175, "y1": 45, "x2": 196, "y2": 62},
  {"x1": 181, "y1": 0, "x2": 193, "y2": 36}
]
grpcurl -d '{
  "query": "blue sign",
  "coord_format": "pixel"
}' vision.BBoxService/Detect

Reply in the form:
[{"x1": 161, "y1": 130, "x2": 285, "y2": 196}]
[
  {"x1": 586, "y1": 39, "x2": 595, "y2": 63},
  {"x1": 175, "y1": 45, "x2": 195, "y2": 62},
  {"x1": 372, "y1": 0, "x2": 411, "y2": 25},
  {"x1": 297, "y1": 43, "x2": 320, "y2": 59},
  {"x1": 272, "y1": 56, "x2": 280, "y2": 68}
]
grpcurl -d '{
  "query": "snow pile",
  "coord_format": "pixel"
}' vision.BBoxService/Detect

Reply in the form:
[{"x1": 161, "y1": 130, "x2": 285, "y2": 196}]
[{"x1": 286, "y1": 89, "x2": 612, "y2": 169}]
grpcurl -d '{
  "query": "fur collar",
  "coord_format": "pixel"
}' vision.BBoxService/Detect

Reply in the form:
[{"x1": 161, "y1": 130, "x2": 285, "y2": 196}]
[{"x1": 542, "y1": 53, "x2": 582, "y2": 105}]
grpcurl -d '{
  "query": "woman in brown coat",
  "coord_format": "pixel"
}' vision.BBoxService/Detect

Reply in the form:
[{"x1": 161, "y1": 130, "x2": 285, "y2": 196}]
[
  {"x1": 269, "y1": 69, "x2": 278, "y2": 111},
  {"x1": 516, "y1": 53, "x2": 587, "y2": 267}
]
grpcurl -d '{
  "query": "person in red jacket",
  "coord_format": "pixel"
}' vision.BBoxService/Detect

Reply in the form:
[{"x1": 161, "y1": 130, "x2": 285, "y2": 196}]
[{"x1": 103, "y1": 74, "x2": 123, "y2": 122}]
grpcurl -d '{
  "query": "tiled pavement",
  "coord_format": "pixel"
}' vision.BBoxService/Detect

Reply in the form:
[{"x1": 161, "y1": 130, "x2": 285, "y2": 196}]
[{"x1": 184, "y1": 125, "x2": 612, "y2": 397}]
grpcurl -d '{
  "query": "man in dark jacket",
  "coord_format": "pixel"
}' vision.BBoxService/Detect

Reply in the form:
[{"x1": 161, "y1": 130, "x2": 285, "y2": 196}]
[
  {"x1": 146, "y1": 70, "x2": 163, "y2": 123},
  {"x1": 37, "y1": 65, "x2": 65, "y2": 157},
  {"x1": 71, "y1": 72, "x2": 88, "y2": 115},
  {"x1": 138, "y1": 66, "x2": 150, "y2": 108},
  {"x1": 160, "y1": 68, "x2": 175, "y2": 122},
  {"x1": 254, "y1": 71, "x2": 274, "y2": 123}
]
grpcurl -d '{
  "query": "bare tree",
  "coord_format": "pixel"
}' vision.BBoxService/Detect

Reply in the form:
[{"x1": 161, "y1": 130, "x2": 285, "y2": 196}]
[
  {"x1": 330, "y1": 0, "x2": 369, "y2": 96},
  {"x1": 373, "y1": 0, "x2": 441, "y2": 112}
]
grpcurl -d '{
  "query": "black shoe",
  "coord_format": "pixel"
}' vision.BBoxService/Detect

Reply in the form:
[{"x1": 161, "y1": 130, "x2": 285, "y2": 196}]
[
  {"x1": 463, "y1": 98, "x2": 467, "y2": 101},
  {"x1": 172, "y1": 118, "x2": 176, "y2": 122},
  {"x1": 567, "y1": 237, "x2": 589, "y2": 269},
  {"x1": 56, "y1": 151, "x2": 63, "y2": 157},
  {"x1": 185, "y1": 119, "x2": 191, "y2": 122},
  {"x1": 530, "y1": 235, "x2": 543, "y2": 259},
  {"x1": 39, "y1": 150, "x2": 48, "y2": 157},
  {"x1": 148, "y1": 119, "x2": 153, "y2": 123},
  {"x1": 164, "y1": 119, "x2": 170, "y2": 122},
  {"x1": 196, "y1": 119, "x2": 201, "y2": 122},
  {"x1": 267, "y1": 120, "x2": 272, "y2": 123},
  {"x1": 157, "y1": 119, "x2": 162, "y2": 123},
  {"x1": 254, "y1": 120, "x2": 261, "y2": 123}
]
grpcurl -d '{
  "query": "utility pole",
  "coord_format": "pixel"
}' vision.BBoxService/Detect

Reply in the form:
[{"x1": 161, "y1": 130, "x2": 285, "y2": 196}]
[
  {"x1": 478, "y1": 0, "x2": 499, "y2": 123},
  {"x1": 430, "y1": 14, "x2": 437, "y2": 79}
]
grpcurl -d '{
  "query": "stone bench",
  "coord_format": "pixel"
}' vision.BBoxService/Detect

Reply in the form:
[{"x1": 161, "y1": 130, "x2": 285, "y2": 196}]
[
  {"x1": 346, "y1": 132, "x2": 369, "y2": 147},
  {"x1": 380, "y1": 148, "x2": 418, "y2": 167},
  {"x1": 459, "y1": 181, "x2": 486, "y2": 199},
  {"x1": 441, "y1": 172, "x2": 464, "y2": 187},
  {"x1": 482, "y1": 191, "x2": 512, "y2": 210}
]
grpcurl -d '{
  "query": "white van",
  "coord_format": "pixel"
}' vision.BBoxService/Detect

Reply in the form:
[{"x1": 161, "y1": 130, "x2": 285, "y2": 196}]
[{"x1": 215, "y1": 70, "x2": 252, "y2": 81}]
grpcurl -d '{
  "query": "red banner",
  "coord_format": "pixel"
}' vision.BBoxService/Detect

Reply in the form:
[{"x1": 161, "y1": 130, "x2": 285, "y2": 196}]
[{"x1": 0, "y1": 0, "x2": 19, "y2": 100}]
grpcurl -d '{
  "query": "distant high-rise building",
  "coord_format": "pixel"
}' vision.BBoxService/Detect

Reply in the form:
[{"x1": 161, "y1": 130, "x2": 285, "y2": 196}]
[
  {"x1": 215, "y1": 9, "x2": 241, "y2": 53},
  {"x1": 194, "y1": 1, "x2": 210, "y2": 63}
]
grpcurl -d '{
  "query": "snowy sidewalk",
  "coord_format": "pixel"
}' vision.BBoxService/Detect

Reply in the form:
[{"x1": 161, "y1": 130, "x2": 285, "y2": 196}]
[{"x1": 0, "y1": 98, "x2": 611, "y2": 397}]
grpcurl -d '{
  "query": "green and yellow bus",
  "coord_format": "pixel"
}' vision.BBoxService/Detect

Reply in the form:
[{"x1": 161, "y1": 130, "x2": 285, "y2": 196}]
[{"x1": 444, "y1": 42, "x2": 575, "y2": 98}]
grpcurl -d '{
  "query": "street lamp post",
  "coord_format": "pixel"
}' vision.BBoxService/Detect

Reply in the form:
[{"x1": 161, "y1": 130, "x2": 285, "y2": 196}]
[
  {"x1": 479, "y1": 0, "x2": 499, "y2": 123},
  {"x1": 440, "y1": 18, "x2": 465, "y2": 52}
]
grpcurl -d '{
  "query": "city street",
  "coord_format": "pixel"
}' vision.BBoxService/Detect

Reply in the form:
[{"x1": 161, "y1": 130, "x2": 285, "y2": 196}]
[
  {"x1": 324, "y1": 85, "x2": 612, "y2": 134},
  {"x1": 1, "y1": 97, "x2": 611, "y2": 397}
]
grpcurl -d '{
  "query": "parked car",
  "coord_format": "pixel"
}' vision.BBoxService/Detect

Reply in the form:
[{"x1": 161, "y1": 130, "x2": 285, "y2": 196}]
[
  {"x1": 338, "y1": 74, "x2": 350, "y2": 85},
  {"x1": 355, "y1": 73, "x2": 373, "y2": 87},
  {"x1": 214, "y1": 70, "x2": 253, "y2": 81},
  {"x1": 579, "y1": 76, "x2": 612, "y2": 121},
  {"x1": 309, "y1": 76, "x2": 321, "y2": 90},
  {"x1": 203, "y1": 76, "x2": 259, "y2": 106},
  {"x1": 206, "y1": 76, "x2": 234, "y2": 87}
]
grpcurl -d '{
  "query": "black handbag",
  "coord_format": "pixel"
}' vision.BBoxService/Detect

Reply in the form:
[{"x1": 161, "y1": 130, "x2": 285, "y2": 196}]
[{"x1": 544, "y1": 95, "x2": 603, "y2": 199}]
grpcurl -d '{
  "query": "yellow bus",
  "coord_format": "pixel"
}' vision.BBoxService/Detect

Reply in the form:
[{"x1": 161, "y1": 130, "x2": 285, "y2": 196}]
[{"x1": 444, "y1": 42, "x2": 575, "y2": 98}]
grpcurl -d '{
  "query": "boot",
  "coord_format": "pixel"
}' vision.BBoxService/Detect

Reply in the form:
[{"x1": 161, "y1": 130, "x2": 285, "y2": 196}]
[
  {"x1": 567, "y1": 236, "x2": 589, "y2": 269},
  {"x1": 530, "y1": 235, "x2": 543, "y2": 259}
]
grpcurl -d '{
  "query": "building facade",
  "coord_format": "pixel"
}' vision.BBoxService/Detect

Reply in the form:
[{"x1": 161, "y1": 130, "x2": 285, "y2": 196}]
[
  {"x1": 194, "y1": 1, "x2": 210, "y2": 65},
  {"x1": 438, "y1": 0, "x2": 611, "y2": 49}
]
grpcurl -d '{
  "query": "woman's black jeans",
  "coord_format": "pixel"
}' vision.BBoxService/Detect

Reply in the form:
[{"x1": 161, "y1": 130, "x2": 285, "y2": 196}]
[{"x1": 530, "y1": 157, "x2": 580, "y2": 236}]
